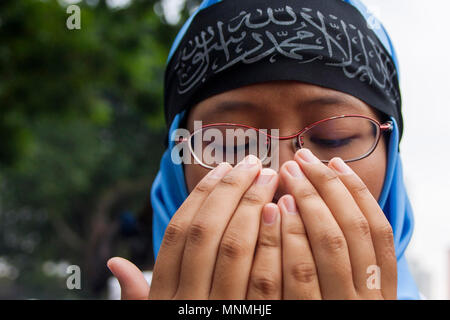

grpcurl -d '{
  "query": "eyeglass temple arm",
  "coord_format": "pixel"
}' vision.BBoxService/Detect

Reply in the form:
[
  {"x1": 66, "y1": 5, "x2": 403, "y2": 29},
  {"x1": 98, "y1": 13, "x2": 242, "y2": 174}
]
[{"x1": 380, "y1": 121, "x2": 394, "y2": 132}]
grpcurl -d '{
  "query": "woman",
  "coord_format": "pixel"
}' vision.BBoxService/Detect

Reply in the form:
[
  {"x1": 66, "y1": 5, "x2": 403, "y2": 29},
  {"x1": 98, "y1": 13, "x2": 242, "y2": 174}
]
[{"x1": 107, "y1": 0, "x2": 421, "y2": 299}]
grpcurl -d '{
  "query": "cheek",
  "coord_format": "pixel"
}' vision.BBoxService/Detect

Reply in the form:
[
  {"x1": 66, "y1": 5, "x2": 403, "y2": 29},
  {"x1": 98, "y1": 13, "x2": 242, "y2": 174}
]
[
  {"x1": 184, "y1": 163, "x2": 210, "y2": 193},
  {"x1": 347, "y1": 139, "x2": 387, "y2": 201}
]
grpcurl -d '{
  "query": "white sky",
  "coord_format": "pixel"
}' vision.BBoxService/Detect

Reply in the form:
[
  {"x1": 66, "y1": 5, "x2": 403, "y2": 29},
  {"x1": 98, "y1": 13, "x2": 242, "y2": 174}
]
[{"x1": 163, "y1": 0, "x2": 450, "y2": 299}]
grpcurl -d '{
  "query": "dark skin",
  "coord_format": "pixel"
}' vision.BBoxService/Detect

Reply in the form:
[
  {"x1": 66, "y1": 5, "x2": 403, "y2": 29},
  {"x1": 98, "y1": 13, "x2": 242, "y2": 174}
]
[{"x1": 107, "y1": 81, "x2": 397, "y2": 299}]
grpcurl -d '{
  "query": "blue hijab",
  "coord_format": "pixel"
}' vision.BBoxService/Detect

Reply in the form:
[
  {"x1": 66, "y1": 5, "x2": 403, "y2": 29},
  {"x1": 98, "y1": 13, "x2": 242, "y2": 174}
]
[{"x1": 151, "y1": 0, "x2": 420, "y2": 300}]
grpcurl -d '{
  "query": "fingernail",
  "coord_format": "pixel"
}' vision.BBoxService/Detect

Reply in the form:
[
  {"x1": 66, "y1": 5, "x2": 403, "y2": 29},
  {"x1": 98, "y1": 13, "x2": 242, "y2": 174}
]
[
  {"x1": 297, "y1": 149, "x2": 320, "y2": 163},
  {"x1": 331, "y1": 158, "x2": 353, "y2": 175},
  {"x1": 106, "y1": 257, "x2": 117, "y2": 273},
  {"x1": 237, "y1": 155, "x2": 260, "y2": 169},
  {"x1": 106, "y1": 260, "x2": 113, "y2": 272},
  {"x1": 282, "y1": 196, "x2": 298, "y2": 215},
  {"x1": 255, "y1": 168, "x2": 276, "y2": 185},
  {"x1": 285, "y1": 161, "x2": 305, "y2": 179},
  {"x1": 262, "y1": 204, "x2": 278, "y2": 225},
  {"x1": 210, "y1": 162, "x2": 231, "y2": 179}
]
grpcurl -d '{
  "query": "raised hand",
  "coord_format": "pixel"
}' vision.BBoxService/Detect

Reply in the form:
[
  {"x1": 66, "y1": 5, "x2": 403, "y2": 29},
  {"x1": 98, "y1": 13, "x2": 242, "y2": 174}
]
[
  {"x1": 278, "y1": 149, "x2": 397, "y2": 300},
  {"x1": 108, "y1": 155, "x2": 282, "y2": 299}
]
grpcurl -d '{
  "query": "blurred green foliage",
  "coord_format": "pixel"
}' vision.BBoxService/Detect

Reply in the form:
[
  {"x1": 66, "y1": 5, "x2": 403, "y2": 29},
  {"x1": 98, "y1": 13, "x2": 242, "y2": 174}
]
[{"x1": 0, "y1": 0, "x2": 199, "y2": 299}]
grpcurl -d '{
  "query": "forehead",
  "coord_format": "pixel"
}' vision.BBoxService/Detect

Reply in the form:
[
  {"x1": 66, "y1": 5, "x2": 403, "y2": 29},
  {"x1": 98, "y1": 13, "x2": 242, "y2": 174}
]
[{"x1": 187, "y1": 81, "x2": 379, "y2": 127}]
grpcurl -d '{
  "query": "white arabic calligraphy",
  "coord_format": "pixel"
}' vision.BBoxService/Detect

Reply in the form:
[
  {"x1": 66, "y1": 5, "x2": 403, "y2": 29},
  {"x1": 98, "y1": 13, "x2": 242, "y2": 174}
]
[{"x1": 173, "y1": 5, "x2": 399, "y2": 104}]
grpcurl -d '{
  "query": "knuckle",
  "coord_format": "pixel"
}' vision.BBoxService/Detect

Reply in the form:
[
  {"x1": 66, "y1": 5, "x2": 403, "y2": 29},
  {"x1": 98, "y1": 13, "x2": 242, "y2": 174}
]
[
  {"x1": 187, "y1": 222, "x2": 209, "y2": 246},
  {"x1": 351, "y1": 216, "x2": 371, "y2": 239},
  {"x1": 219, "y1": 174, "x2": 241, "y2": 189},
  {"x1": 376, "y1": 224, "x2": 395, "y2": 247},
  {"x1": 381, "y1": 244, "x2": 397, "y2": 262},
  {"x1": 194, "y1": 180, "x2": 215, "y2": 195},
  {"x1": 220, "y1": 234, "x2": 249, "y2": 259},
  {"x1": 350, "y1": 182, "x2": 370, "y2": 199},
  {"x1": 318, "y1": 169, "x2": 340, "y2": 184},
  {"x1": 162, "y1": 223, "x2": 185, "y2": 247},
  {"x1": 258, "y1": 234, "x2": 279, "y2": 248},
  {"x1": 292, "y1": 185, "x2": 318, "y2": 201},
  {"x1": 318, "y1": 232, "x2": 347, "y2": 253},
  {"x1": 291, "y1": 262, "x2": 317, "y2": 284},
  {"x1": 250, "y1": 273, "x2": 279, "y2": 297},
  {"x1": 285, "y1": 223, "x2": 307, "y2": 237},
  {"x1": 240, "y1": 191, "x2": 264, "y2": 206}
]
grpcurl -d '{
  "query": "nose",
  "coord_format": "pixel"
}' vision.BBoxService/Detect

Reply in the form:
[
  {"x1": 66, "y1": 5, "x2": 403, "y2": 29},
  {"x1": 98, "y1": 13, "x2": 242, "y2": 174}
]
[{"x1": 269, "y1": 139, "x2": 297, "y2": 203}]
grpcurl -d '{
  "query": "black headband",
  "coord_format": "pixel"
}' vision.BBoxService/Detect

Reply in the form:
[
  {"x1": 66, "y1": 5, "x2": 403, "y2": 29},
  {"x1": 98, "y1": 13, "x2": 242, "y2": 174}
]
[{"x1": 164, "y1": 0, "x2": 403, "y2": 137}]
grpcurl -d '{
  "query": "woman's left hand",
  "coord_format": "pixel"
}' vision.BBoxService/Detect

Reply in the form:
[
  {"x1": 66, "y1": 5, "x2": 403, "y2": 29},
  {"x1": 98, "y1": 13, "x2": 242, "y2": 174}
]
[{"x1": 277, "y1": 148, "x2": 397, "y2": 300}]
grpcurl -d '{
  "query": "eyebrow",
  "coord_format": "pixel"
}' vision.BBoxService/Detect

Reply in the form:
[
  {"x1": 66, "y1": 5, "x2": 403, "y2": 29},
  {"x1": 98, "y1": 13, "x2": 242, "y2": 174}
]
[
  {"x1": 209, "y1": 95, "x2": 353, "y2": 113},
  {"x1": 301, "y1": 96, "x2": 351, "y2": 107}
]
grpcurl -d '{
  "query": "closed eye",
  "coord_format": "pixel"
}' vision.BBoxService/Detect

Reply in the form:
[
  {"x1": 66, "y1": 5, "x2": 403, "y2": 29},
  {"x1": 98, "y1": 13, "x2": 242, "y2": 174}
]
[{"x1": 310, "y1": 135, "x2": 357, "y2": 148}]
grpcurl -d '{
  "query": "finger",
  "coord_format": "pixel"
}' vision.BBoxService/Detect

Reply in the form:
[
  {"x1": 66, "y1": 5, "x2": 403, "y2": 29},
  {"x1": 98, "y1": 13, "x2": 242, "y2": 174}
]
[
  {"x1": 247, "y1": 203, "x2": 282, "y2": 300},
  {"x1": 150, "y1": 162, "x2": 232, "y2": 299},
  {"x1": 210, "y1": 168, "x2": 279, "y2": 299},
  {"x1": 176, "y1": 155, "x2": 262, "y2": 299},
  {"x1": 278, "y1": 195, "x2": 322, "y2": 300},
  {"x1": 280, "y1": 160, "x2": 354, "y2": 299},
  {"x1": 329, "y1": 157, "x2": 397, "y2": 299},
  {"x1": 294, "y1": 149, "x2": 378, "y2": 296},
  {"x1": 107, "y1": 257, "x2": 149, "y2": 300}
]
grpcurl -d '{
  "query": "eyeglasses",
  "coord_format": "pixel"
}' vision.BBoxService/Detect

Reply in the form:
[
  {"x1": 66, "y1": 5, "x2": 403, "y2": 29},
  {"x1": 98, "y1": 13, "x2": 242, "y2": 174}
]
[{"x1": 178, "y1": 115, "x2": 393, "y2": 170}]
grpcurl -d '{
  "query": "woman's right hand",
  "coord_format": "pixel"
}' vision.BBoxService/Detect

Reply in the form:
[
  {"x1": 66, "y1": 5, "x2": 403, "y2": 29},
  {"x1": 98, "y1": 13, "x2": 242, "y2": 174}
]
[{"x1": 107, "y1": 155, "x2": 282, "y2": 299}]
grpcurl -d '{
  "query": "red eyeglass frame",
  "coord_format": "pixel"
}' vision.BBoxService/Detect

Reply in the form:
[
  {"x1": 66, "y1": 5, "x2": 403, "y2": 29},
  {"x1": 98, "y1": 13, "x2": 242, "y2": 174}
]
[{"x1": 178, "y1": 114, "x2": 393, "y2": 169}]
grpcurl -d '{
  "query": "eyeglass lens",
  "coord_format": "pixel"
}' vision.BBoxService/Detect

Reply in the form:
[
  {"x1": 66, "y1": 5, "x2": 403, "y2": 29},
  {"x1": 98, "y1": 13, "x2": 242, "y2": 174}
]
[{"x1": 189, "y1": 117, "x2": 380, "y2": 168}]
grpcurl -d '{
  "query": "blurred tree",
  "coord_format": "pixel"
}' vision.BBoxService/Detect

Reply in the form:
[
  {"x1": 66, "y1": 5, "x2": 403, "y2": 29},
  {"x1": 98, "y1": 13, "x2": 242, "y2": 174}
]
[{"x1": 0, "y1": 0, "x2": 200, "y2": 299}]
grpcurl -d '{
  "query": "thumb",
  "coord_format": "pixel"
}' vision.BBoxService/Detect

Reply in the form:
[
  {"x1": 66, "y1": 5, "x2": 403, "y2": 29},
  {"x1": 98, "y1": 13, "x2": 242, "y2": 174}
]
[{"x1": 107, "y1": 257, "x2": 150, "y2": 300}]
